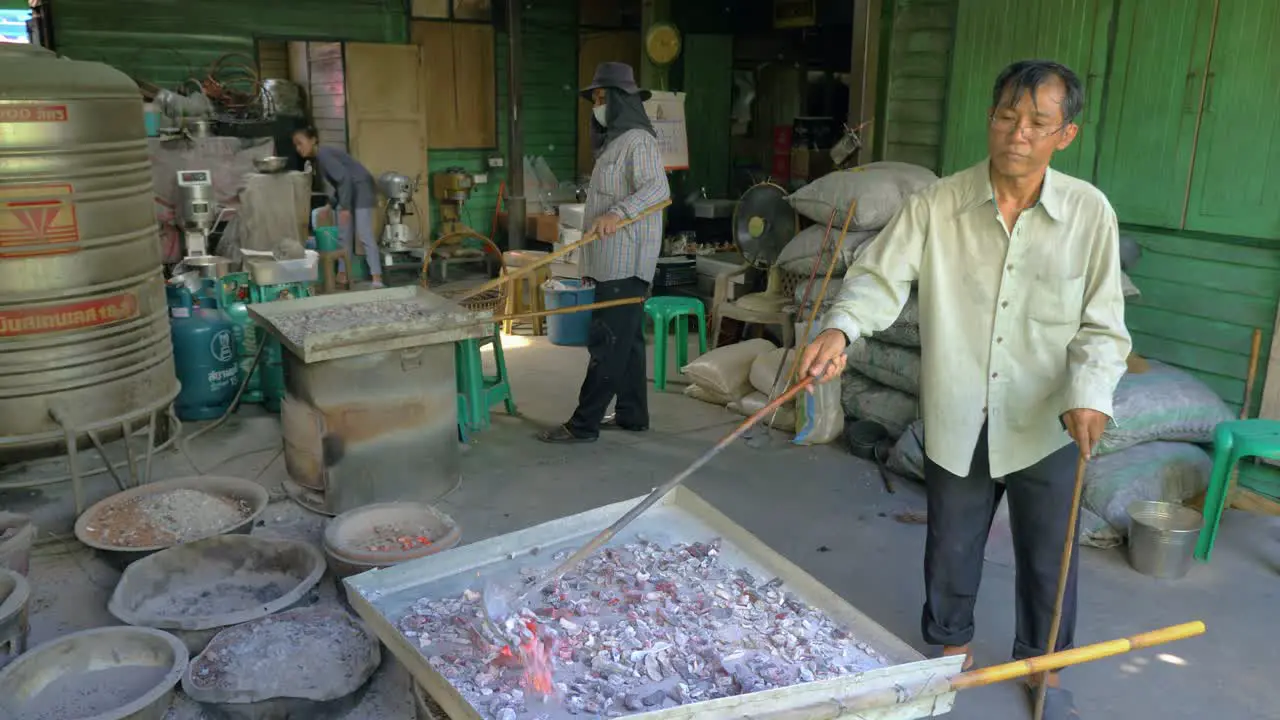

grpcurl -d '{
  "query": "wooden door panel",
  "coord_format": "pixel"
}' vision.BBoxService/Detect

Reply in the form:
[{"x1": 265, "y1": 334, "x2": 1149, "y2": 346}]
[
  {"x1": 452, "y1": 23, "x2": 497, "y2": 148},
  {"x1": 1095, "y1": 0, "x2": 1214, "y2": 228},
  {"x1": 1184, "y1": 0, "x2": 1280, "y2": 238},
  {"x1": 414, "y1": 21, "x2": 460, "y2": 150},
  {"x1": 346, "y1": 43, "x2": 431, "y2": 243},
  {"x1": 576, "y1": 31, "x2": 641, "y2": 176}
]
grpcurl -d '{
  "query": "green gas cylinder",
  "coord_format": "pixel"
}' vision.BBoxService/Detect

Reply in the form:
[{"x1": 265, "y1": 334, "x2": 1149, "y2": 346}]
[
  {"x1": 215, "y1": 273, "x2": 263, "y2": 404},
  {"x1": 250, "y1": 280, "x2": 314, "y2": 413}
]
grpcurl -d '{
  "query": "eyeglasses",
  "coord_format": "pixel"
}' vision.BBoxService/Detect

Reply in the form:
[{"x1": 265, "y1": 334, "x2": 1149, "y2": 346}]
[{"x1": 988, "y1": 114, "x2": 1064, "y2": 139}]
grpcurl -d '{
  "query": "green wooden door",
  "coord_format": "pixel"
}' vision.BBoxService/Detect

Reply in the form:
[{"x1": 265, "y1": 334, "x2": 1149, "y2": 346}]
[
  {"x1": 1094, "y1": 0, "x2": 1216, "y2": 228},
  {"x1": 683, "y1": 35, "x2": 734, "y2": 198},
  {"x1": 941, "y1": 0, "x2": 1113, "y2": 179},
  {"x1": 1183, "y1": 0, "x2": 1280, "y2": 239}
]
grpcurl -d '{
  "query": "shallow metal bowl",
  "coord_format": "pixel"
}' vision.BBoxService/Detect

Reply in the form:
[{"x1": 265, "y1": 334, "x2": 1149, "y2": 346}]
[
  {"x1": 0, "y1": 567, "x2": 30, "y2": 667},
  {"x1": 0, "y1": 626, "x2": 187, "y2": 720},
  {"x1": 108, "y1": 535, "x2": 325, "y2": 654},
  {"x1": 253, "y1": 155, "x2": 288, "y2": 173},
  {"x1": 74, "y1": 475, "x2": 270, "y2": 565}
]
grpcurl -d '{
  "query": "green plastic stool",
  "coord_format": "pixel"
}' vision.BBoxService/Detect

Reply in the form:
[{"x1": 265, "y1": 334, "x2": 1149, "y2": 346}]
[
  {"x1": 1195, "y1": 419, "x2": 1280, "y2": 562},
  {"x1": 644, "y1": 296, "x2": 708, "y2": 391},
  {"x1": 456, "y1": 394, "x2": 470, "y2": 444},
  {"x1": 454, "y1": 323, "x2": 517, "y2": 432}
]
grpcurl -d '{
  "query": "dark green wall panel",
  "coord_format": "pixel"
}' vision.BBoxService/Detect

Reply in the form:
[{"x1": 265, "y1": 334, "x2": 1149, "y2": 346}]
[
  {"x1": 877, "y1": 0, "x2": 955, "y2": 172},
  {"x1": 1123, "y1": 228, "x2": 1280, "y2": 416},
  {"x1": 52, "y1": 0, "x2": 407, "y2": 89},
  {"x1": 941, "y1": 0, "x2": 1112, "y2": 179},
  {"x1": 681, "y1": 34, "x2": 733, "y2": 198}
]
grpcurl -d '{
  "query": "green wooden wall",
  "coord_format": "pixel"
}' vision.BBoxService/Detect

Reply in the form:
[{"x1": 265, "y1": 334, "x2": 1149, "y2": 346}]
[
  {"x1": 428, "y1": 0, "x2": 578, "y2": 240},
  {"x1": 1124, "y1": 229, "x2": 1279, "y2": 416},
  {"x1": 877, "y1": 0, "x2": 955, "y2": 173},
  {"x1": 681, "y1": 34, "x2": 734, "y2": 198},
  {"x1": 941, "y1": 0, "x2": 1112, "y2": 178},
  {"x1": 1125, "y1": 228, "x2": 1280, "y2": 498},
  {"x1": 884, "y1": 0, "x2": 1280, "y2": 420},
  {"x1": 50, "y1": 0, "x2": 407, "y2": 88}
]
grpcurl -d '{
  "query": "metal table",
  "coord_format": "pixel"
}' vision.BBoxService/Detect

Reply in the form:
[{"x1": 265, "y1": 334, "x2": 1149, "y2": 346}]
[
  {"x1": 345, "y1": 488, "x2": 960, "y2": 719},
  {"x1": 249, "y1": 287, "x2": 489, "y2": 515}
]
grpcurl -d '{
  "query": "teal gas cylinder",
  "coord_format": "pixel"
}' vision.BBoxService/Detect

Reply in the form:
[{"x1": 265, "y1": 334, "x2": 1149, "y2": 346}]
[
  {"x1": 167, "y1": 283, "x2": 240, "y2": 421},
  {"x1": 215, "y1": 273, "x2": 263, "y2": 405},
  {"x1": 251, "y1": 281, "x2": 314, "y2": 414}
]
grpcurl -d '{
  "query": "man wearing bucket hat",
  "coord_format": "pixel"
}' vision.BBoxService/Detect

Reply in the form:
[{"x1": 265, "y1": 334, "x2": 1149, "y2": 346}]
[{"x1": 538, "y1": 62, "x2": 669, "y2": 444}]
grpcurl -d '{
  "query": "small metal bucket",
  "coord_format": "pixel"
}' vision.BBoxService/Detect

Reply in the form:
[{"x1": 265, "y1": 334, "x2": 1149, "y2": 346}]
[{"x1": 1126, "y1": 500, "x2": 1203, "y2": 580}]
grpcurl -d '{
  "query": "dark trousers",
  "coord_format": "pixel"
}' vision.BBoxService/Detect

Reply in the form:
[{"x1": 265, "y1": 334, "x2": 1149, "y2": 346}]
[
  {"x1": 567, "y1": 277, "x2": 649, "y2": 437},
  {"x1": 922, "y1": 425, "x2": 1081, "y2": 661}
]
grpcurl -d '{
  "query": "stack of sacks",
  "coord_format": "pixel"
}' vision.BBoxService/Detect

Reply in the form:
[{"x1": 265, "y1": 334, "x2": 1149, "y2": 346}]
[
  {"x1": 887, "y1": 360, "x2": 1231, "y2": 548},
  {"x1": 681, "y1": 338, "x2": 776, "y2": 407},
  {"x1": 730, "y1": 346, "x2": 798, "y2": 430},
  {"x1": 778, "y1": 161, "x2": 939, "y2": 309},
  {"x1": 839, "y1": 292, "x2": 922, "y2": 439},
  {"x1": 773, "y1": 162, "x2": 937, "y2": 440}
]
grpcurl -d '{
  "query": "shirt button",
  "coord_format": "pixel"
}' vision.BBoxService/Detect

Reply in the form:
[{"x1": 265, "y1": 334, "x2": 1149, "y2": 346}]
[
  {"x1": 996, "y1": 337, "x2": 1003, "y2": 343},
  {"x1": 1001, "y1": 300, "x2": 1009, "y2": 308},
  {"x1": 1006, "y1": 264, "x2": 1014, "y2": 271},
  {"x1": 991, "y1": 372, "x2": 999, "y2": 379}
]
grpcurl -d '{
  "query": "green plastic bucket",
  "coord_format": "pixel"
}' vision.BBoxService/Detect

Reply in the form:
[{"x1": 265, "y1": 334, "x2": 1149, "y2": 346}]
[{"x1": 314, "y1": 226, "x2": 341, "y2": 252}]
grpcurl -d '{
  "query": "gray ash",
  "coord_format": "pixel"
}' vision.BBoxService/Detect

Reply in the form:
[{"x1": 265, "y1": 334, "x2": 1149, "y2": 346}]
[
  {"x1": 269, "y1": 300, "x2": 475, "y2": 349},
  {"x1": 396, "y1": 538, "x2": 888, "y2": 720}
]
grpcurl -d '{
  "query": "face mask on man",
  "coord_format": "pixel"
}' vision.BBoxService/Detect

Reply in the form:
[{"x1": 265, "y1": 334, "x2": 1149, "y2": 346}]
[{"x1": 592, "y1": 104, "x2": 608, "y2": 127}]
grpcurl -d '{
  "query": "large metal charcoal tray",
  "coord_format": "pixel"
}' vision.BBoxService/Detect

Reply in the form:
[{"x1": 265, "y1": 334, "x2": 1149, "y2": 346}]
[
  {"x1": 248, "y1": 286, "x2": 489, "y2": 364},
  {"x1": 344, "y1": 487, "x2": 961, "y2": 720}
]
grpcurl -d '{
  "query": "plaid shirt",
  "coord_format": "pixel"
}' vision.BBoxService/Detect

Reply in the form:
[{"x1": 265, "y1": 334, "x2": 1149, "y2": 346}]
[{"x1": 578, "y1": 129, "x2": 669, "y2": 283}]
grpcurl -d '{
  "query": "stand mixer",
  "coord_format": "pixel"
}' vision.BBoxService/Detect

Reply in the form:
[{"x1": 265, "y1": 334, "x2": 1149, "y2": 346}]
[
  {"x1": 377, "y1": 171, "x2": 422, "y2": 259},
  {"x1": 177, "y1": 169, "x2": 215, "y2": 257}
]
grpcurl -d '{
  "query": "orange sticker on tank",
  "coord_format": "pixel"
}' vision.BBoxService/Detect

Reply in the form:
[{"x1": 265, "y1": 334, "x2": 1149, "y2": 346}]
[
  {"x1": 0, "y1": 104, "x2": 69, "y2": 123},
  {"x1": 0, "y1": 183, "x2": 80, "y2": 257},
  {"x1": 0, "y1": 293, "x2": 139, "y2": 338}
]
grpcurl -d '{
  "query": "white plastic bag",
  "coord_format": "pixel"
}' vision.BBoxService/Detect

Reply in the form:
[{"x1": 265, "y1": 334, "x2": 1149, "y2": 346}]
[
  {"x1": 681, "y1": 339, "x2": 775, "y2": 400},
  {"x1": 793, "y1": 378, "x2": 843, "y2": 445}
]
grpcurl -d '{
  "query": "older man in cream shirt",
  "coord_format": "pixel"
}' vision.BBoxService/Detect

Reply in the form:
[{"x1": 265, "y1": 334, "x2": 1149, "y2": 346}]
[{"x1": 798, "y1": 60, "x2": 1130, "y2": 720}]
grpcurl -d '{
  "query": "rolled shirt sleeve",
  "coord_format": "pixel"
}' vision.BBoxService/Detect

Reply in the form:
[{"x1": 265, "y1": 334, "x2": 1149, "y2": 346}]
[
  {"x1": 822, "y1": 194, "x2": 928, "y2": 346},
  {"x1": 1064, "y1": 205, "x2": 1132, "y2": 419}
]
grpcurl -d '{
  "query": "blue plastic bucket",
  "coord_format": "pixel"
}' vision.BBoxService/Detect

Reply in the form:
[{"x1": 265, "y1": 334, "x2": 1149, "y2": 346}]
[{"x1": 543, "y1": 279, "x2": 595, "y2": 346}]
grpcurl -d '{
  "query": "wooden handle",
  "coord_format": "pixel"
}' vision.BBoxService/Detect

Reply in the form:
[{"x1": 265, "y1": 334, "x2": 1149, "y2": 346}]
[
  {"x1": 457, "y1": 199, "x2": 672, "y2": 302},
  {"x1": 485, "y1": 296, "x2": 644, "y2": 325},
  {"x1": 953, "y1": 621, "x2": 1206, "y2": 690},
  {"x1": 1032, "y1": 450, "x2": 1089, "y2": 719},
  {"x1": 751, "y1": 621, "x2": 1205, "y2": 719}
]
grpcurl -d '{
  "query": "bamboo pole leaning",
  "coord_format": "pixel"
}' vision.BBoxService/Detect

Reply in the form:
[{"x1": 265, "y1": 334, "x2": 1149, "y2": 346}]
[{"x1": 455, "y1": 199, "x2": 672, "y2": 303}]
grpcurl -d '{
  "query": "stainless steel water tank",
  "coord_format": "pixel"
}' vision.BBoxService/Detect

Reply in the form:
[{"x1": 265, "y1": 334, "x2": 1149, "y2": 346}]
[{"x1": 0, "y1": 45, "x2": 178, "y2": 458}]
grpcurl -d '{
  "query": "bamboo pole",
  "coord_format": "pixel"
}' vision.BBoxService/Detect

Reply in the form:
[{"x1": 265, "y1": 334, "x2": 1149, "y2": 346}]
[
  {"x1": 480, "y1": 296, "x2": 644, "y2": 326},
  {"x1": 759, "y1": 199, "x2": 857, "y2": 433},
  {"x1": 1032, "y1": 450, "x2": 1089, "y2": 720},
  {"x1": 753, "y1": 621, "x2": 1205, "y2": 720},
  {"x1": 456, "y1": 200, "x2": 672, "y2": 302}
]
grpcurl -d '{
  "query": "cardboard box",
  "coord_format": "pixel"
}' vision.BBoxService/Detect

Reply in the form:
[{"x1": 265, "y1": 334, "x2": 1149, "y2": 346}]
[{"x1": 790, "y1": 148, "x2": 835, "y2": 184}]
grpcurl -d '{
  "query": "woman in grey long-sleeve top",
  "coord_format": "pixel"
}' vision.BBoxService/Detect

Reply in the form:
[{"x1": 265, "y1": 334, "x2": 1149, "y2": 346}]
[{"x1": 292, "y1": 126, "x2": 384, "y2": 287}]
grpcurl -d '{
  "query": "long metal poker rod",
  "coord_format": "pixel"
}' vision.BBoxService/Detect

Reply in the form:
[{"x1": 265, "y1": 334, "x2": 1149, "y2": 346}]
[{"x1": 502, "y1": 365, "x2": 830, "y2": 612}]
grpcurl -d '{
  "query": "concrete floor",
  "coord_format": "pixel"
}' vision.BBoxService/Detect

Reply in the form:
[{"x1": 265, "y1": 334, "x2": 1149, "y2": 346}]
[{"x1": 2, "y1": 332, "x2": 1278, "y2": 719}]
